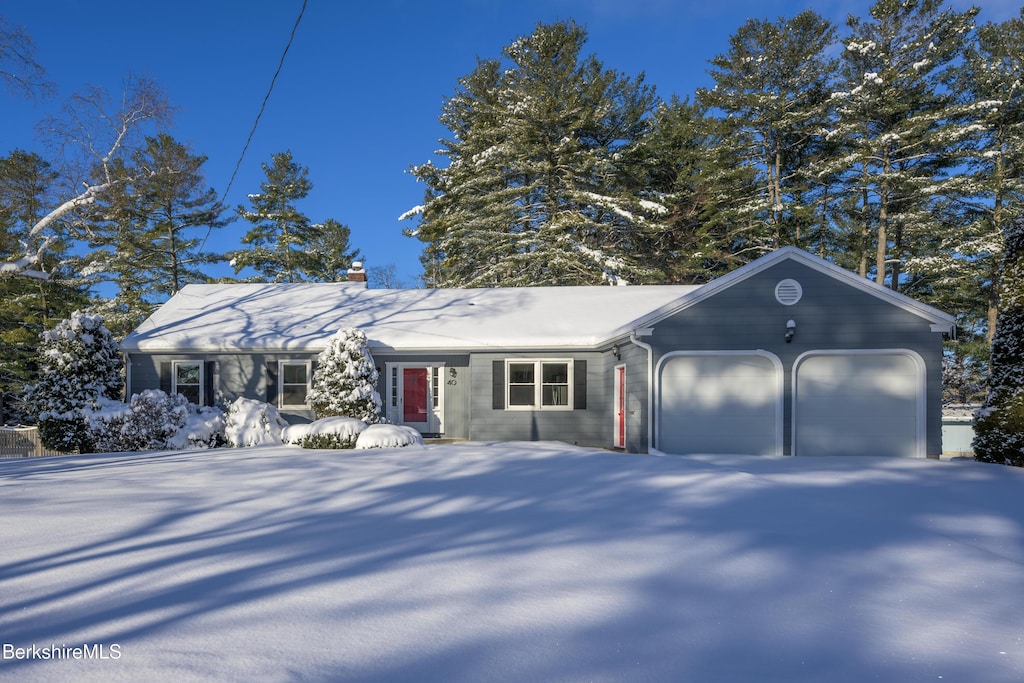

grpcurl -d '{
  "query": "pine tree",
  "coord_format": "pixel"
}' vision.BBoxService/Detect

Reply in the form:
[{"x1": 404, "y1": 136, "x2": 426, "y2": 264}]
[
  {"x1": 77, "y1": 134, "x2": 226, "y2": 338},
  {"x1": 825, "y1": 0, "x2": 978, "y2": 290},
  {"x1": 307, "y1": 328, "x2": 382, "y2": 423},
  {"x1": 230, "y1": 151, "x2": 317, "y2": 283},
  {"x1": 405, "y1": 21, "x2": 659, "y2": 286},
  {"x1": 303, "y1": 218, "x2": 361, "y2": 282},
  {"x1": 0, "y1": 150, "x2": 88, "y2": 424},
  {"x1": 973, "y1": 213, "x2": 1024, "y2": 466},
  {"x1": 928, "y1": 9, "x2": 1024, "y2": 344},
  {"x1": 697, "y1": 10, "x2": 838, "y2": 257},
  {"x1": 631, "y1": 97, "x2": 752, "y2": 283},
  {"x1": 2, "y1": 76, "x2": 172, "y2": 279},
  {"x1": 24, "y1": 311, "x2": 122, "y2": 452}
]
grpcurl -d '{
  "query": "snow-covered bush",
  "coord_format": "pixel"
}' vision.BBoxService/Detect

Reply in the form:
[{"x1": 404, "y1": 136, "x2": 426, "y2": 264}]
[
  {"x1": 124, "y1": 390, "x2": 189, "y2": 450},
  {"x1": 283, "y1": 416, "x2": 367, "y2": 449},
  {"x1": 974, "y1": 214, "x2": 1024, "y2": 466},
  {"x1": 24, "y1": 311, "x2": 123, "y2": 453},
  {"x1": 308, "y1": 327, "x2": 383, "y2": 423},
  {"x1": 167, "y1": 405, "x2": 227, "y2": 450},
  {"x1": 86, "y1": 397, "x2": 135, "y2": 453},
  {"x1": 224, "y1": 397, "x2": 288, "y2": 447},
  {"x1": 86, "y1": 390, "x2": 224, "y2": 452},
  {"x1": 355, "y1": 424, "x2": 424, "y2": 449}
]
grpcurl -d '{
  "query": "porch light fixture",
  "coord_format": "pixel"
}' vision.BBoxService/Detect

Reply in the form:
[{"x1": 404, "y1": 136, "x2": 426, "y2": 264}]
[
  {"x1": 785, "y1": 319, "x2": 797, "y2": 343},
  {"x1": 449, "y1": 367, "x2": 458, "y2": 378},
  {"x1": 612, "y1": 344, "x2": 621, "y2": 360}
]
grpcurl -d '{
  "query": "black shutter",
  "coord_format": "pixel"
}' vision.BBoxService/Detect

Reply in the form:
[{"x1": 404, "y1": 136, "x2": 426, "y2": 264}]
[
  {"x1": 266, "y1": 360, "x2": 279, "y2": 405},
  {"x1": 492, "y1": 360, "x2": 505, "y2": 409},
  {"x1": 573, "y1": 360, "x2": 587, "y2": 410},
  {"x1": 159, "y1": 362, "x2": 172, "y2": 394},
  {"x1": 204, "y1": 361, "x2": 217, "y2": 406}
]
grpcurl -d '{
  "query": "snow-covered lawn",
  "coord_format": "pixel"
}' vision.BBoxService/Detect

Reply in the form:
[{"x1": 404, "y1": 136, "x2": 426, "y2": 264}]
[{"x1": 1, "y1": 442, "x2": 1022, "y2": 682}]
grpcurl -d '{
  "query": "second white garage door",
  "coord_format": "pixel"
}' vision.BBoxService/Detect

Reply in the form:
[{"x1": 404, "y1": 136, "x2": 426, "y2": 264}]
[
  {"x1": 793, "y1": 351, "x2": 925, "y2": 457},
  {"x1": 657, "y1": 352, "x2": 783, "y2": 455}
]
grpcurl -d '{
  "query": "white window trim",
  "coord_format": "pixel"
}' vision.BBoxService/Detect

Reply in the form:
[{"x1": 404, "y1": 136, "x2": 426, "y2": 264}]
[
  {"x1": 172, "y1": 360, "x2": 203, "y2": 405},
  {"x1": 505, "y1": 359, "x2": 574, "y2": 411},
  {"x1": 278, "y1": 360, "x2": 312, "y2": 410}
]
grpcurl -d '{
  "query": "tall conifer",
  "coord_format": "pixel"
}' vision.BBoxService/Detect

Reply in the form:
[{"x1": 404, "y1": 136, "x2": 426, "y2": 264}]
[
  {"x1": 973, "y1": 213, "x2": 1024, "y2": 466},
  {"x1": 406, "y1": 21, "x2": 658, "y2": 286}
]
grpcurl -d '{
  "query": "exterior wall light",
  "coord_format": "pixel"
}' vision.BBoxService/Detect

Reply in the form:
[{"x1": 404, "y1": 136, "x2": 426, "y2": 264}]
[
  {"x1": 785, "y1": 319, "x2": 797, "y2": 343},
  {"x1": 612, "y1": 344, "x2": 621, "y2": 360}
]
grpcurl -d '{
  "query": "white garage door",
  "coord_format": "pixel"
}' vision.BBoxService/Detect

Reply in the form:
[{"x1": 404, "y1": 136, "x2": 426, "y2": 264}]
[
  {"x1": 658, "y1": 352, "x2": 782, "y2": 455},
  {"x1": 793, "y1": 351, "x2": 924, "y2": 457}
]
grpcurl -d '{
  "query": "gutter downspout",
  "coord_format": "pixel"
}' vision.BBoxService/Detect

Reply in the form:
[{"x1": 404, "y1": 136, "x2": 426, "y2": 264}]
[
  {"x1": 124, "y1": 353, "x2": 131, "y2": 402},
  {"x1": 628, "y1": 328, "x2": 655, "y2": 453}
]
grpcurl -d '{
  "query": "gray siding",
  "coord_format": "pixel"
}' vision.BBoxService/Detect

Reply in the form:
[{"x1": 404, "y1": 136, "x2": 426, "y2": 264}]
[
  {"x1": 646, "y1": 260, "x2": 945, "y2": 456},
  {"x1": 468, "y1": 351, "x2": 612, "y2": 448},
  {"x1": 129, "y1": 351, "x2": 474, "y2": 433},
  {"x1": 129, "y1": 352, "x2": 320, "y2": 423},
  {"x1": 614, "y1": 340, "x2": 651, "y2": 453}
]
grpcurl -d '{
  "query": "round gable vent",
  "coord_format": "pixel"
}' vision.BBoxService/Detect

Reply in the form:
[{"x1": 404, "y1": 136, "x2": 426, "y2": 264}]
[{"x1": 775, "y1": 279, "x2": 803, "y2": 306}]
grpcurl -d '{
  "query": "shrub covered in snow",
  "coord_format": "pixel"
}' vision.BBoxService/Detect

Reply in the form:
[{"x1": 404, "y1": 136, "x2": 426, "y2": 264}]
[
  {"x1": 167, "y1": 405, "x2": 227, "y2": 450},
  {"x1": 126, "y1": 390, "x2": 189, "y2": 450},
  {"x1": 224, "y1": 397, "x2": 289, "y2": 447},
  {"x1": 86, "y1": 397, "x2": 135, "y2": 453},
  {"x1": 24, "y1": 311, "x2": 123, "y2": 453},
  {"x1": 86, "y1": 390, "x2": 226, "y2": 452},
  {"x1": 308, "y1": 327, "x2": 383, "y2": 423},
  {"x1": 974, "y1": 214, "x2": 1024, "y2": 466},
  {"x1": 355, "y1": 424, "x2": 425, "y2": 449},
  {"x1": 283, "y1": 416, "x2": 367, "y2": 449}
]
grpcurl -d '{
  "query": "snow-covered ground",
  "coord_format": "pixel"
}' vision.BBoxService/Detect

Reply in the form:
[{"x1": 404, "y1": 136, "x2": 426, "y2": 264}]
[{"x1": 1, "y1": 442, "x2": 1022, "y2": 682}]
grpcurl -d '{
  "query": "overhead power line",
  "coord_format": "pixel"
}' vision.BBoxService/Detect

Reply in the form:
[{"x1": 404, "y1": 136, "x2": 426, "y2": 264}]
[{"x1": 202, "y1": 0, "x2": 308, "y2": 254}]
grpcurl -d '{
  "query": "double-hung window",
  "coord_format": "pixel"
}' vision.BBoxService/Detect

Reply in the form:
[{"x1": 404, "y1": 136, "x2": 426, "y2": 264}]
[
  {"x1": 279, "y1": 360, "x2": 311, "y2": 409},
  {"x1": 172, "y1": 361, "x2": 203, "y2": 404},
  {"x1": 506, "y1": 360, "x2": 572, "y2": 410}
]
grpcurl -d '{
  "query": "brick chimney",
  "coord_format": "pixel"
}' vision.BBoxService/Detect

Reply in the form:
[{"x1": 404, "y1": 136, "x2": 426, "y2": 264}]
[{"x1": 347, "y1": 261, "x2": 368, "y2": 286}]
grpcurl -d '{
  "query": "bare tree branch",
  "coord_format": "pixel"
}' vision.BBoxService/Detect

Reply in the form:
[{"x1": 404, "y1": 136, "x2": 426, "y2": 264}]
[
  {"x1": 2, "y1": 75, "x2": 173, "y2": 279},
  {"x1": 0, "y1": 15, "x2": 55, "y2": 100}
]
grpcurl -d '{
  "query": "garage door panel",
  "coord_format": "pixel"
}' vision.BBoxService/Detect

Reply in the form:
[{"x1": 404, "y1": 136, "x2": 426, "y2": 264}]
[
  {"x1": 659, "y1": 353, "x2": 782, "y2": 455},
  {"x1": 796, "y1": 429, "x2": 911, "y2": 457},
  {"x1": 794, "y1": 352, "x2": 923, "y2": 457}
]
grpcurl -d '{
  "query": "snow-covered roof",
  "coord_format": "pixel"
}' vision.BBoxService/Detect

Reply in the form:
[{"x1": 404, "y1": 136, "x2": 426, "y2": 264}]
[
  {"x1": 120, "y1": 282, "x2": 701, "y2": 352},
  {"x1": 121, "y1": 247, "x2": 954, "y2": 354}
]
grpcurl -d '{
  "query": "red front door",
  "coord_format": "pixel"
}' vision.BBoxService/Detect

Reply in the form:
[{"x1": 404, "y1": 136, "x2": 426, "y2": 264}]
[{"x1": 403, "y1": 368, "x2": 429, "y2": 424}]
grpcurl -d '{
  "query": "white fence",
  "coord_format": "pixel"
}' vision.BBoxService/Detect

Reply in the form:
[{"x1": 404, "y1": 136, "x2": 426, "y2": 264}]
[{"x1": 0, "y1": 426, "x2": 72, "y2": 458}]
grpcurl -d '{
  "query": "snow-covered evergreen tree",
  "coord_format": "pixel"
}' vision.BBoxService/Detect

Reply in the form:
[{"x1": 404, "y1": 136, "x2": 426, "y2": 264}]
[
  {"x1": 404, "y1": 21, "x2": 660, "y2": 286},
  {"x1": 697, "y1": 10, "x2": 838, "y2": 257},
  {"x1": 308, "y1": 327, "x2": 382, "y2": 423},
  {"x1": 919, "y1": 9, "x2": 1024, "y2": 344},
  {"x1": 302, "y1": 218, "x2": 361, "y2": 283},
  {"x1": 24, "y1": 311, "x2": 122, "y2": 452},
  {"x1": 0, "y1": 150, "x2": 89, "y2": 423},
  {"x1": 77, "y1": 134, "x2": 226, "y2": 339},
  {"x1": 973, "y1": 213, "x2": 1024, "y2": 466},
  {"x1": 823, "y1": 0, "x2": 978, "y2": 289},
  {"x1": 229, "y1": 151, "x2": 359, "y2": 284}
]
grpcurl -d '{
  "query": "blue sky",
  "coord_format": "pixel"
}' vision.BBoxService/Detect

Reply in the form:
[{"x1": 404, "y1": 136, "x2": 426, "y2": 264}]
[{"x1": 3, "y1": 0, "x2": 1015, "y2": 288}]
